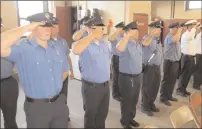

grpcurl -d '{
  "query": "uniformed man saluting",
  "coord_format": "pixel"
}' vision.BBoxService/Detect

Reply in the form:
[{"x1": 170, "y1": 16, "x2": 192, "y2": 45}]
[
  {"x1": 176, "y1": 20, "x2": 198, "y2": 97},
  {"x1": 1, "y1": 12, "x2": 70, "y2": 128},
  {"x1": 1, "y1": 18, "x2": 19, "y2": 128},
  {"x1": 193, "y1": 25, "x2": 202, "y2": 90},
  {"x1": 115, "y1": 21, "x2": 142, "y2": 128},
  {"x1": 72, "y1": 17, "x2": 111, "y2": 129},
  {"x1": 160, "y1": 22, "x2": 182, "y2": 106},
  {"x1": 109, "y1": 21, "x2": 125, "y2": 102},
  {"x1": 51, "y1": 17, "x2": 74, "y2": 121},
  {"x1": 141, "y1": 21, "x2": 163, "y2": 116}
]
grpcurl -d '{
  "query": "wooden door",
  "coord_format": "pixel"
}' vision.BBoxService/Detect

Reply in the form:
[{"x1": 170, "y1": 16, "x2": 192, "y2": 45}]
[
  {"x1": 133, "y1": 13, "x2": 148, "y2": 41},
  {"x1": 56, "y1": 6, "x2": 72, "y2": 48}
]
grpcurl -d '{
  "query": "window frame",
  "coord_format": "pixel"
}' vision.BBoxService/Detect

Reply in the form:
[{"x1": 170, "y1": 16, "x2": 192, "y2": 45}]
[
  {"x1": 185, "y1": 1, "x2": 202, "y2": 10},
  {"x1": 16, "y1": 1, "x2": 51, "y2": 26}
]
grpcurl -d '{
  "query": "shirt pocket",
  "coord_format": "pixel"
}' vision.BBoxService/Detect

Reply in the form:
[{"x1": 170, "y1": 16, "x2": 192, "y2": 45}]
[{"x1": 53, "y1": 55, "x2": 64, "y2": 72}]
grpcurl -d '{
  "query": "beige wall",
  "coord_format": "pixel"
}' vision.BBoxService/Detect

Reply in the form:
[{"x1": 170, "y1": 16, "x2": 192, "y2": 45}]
[
  {"x1": 1, "y1": 1, "x2": 65, "y2": 32},
  {"x1": 126, "y1": 1, "x2": 151, "y2": 23},
  {"x1": 151, "y1": 1, "x2": 202, "y2": 19},
  {"x1": 1, "y1": 1, "x2": 18, "y2": 32}
]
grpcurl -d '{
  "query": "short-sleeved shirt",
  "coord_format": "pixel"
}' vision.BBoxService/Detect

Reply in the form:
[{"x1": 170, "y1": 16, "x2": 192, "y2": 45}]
[
  {"x1": 142, "y1": 35, "x2": 162, "y2": 66},
  {"x1": 78, "y1": 40, "x2": 111, "y2": 83},
  {"x1": 118, "y1": 40, "x2": 142, "y2": 74},
  {"x1": 6, "y1": 37, "x2": 69, "y2": 98},
  {"x1": 1, "y1": 58, "x2": 14, "y2": 79},
  {"x1": 110, "y1": 34, "x2": 123, "y2": 56},
  {"x1": 164, "y1": 33, "x2": 181, "y2": 61},
  {"x1": 181, "y1": 28, "x2": 196, "y2": 56}
]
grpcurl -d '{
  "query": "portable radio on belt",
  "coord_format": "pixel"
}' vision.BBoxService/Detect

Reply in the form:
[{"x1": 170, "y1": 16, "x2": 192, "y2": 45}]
[{"x1": 142, "y1": 50, "x2": 158, "y2": 73}]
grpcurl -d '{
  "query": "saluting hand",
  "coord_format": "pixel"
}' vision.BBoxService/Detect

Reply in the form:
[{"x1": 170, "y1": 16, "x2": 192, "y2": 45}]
[
  {"x1": 116, "y1": 28, "x2": 123, "y2": 35},
  {"x1": 25, "y1": 22, "x2": 46, "y2": 32}
]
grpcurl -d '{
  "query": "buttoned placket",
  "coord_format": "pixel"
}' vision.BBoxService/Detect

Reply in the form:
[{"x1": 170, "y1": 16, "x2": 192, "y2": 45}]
[{"x1": 45, "y1": 47, "x2": 55, "y2": 97}]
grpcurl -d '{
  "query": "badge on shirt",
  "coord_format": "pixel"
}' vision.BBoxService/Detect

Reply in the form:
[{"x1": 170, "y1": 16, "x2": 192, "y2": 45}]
[{"x1": 56, "y1": 50, "x2": 60, "y2": 55}]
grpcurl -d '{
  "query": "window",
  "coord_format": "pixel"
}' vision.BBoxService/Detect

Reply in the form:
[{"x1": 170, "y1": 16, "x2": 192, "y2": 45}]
[
  {"x1": 186, "y1": 1, "x2": 202, "y2": 10},
  {"x1": 17, "y1": 1, "x2": 52, "y2": 26}
]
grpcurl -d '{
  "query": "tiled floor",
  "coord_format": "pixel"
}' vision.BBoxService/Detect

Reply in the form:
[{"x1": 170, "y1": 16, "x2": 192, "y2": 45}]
[{"x1": 0, "y1": 78, "x2": 199, "y2": 128}]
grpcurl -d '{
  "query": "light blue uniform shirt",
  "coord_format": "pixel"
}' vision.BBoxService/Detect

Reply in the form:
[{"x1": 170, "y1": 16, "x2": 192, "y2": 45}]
[
  {"x1": 142, "y1": 35, "x2": 162, "y2": 66},
  {"x1": 1, "y1": 58, "x2": 14, "y2": 79},
  {"x1": 79, "y1": 40, "x2": 111, "y2": 83},
  {"x1": 52, "y1": 36, "x2": 70, "y2": 56},
  {"x1": 164, "y1": 33, "x2": 181, "y2": 61},
  {"x1": 113, "y1": 40, "x2": 142, "y2": 74},
  {"x1": 110, "y1": 34, "x2": 124, "y2": 56},
  {"x1": 6, "y1": 37, "x2": 70, "y2": 98}
]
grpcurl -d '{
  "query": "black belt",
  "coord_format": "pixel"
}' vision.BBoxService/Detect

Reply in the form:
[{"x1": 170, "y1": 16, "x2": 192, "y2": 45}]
[
  {"x1": 165, "y1": 59, "x2": 179, "y2": 63},
  {"x1": 82, "y1": 79, "x2": 109, "y2": 86},
  {"x1": 26, "y1": 92, "x2": 61, "y2": 103},
  {"x1": 119, "y1": 72, "x2": 140, "y2": 78},
  {"x1": 1, "y1": 76, "x2": 12, "y2": 81},
  {"x1": 184, "y1": 54, "x2": 195, "y2": 58}
]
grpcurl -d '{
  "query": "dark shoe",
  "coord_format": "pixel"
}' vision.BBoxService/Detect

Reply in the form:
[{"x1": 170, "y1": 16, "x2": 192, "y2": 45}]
[
  {"x1": 68, "y1": 117, "x2": 70, "y2": 122},
  {"x1": 184, "y1": 90, "x2": 191, "y2": 96},
  {"x1": 130, "y1": 120, "x2": 140, "y2": 127},
  {"x1": 168, "y1": 97, "x2": 178, "y2": 102},
  {"x1": 141, "y1": 108, "x2": 153, "y2": 116},
  {"x1": 151, "y1": 105, "x2": 160, "y2": 112},
  {"x1": 160, "y1": 99, "x2": 172, "y2": 106},
  {"x1": 176, "y1": 90, "x2": 188, "y2": 97},
  {"x1": 113, "y1": 96, "x2": 123, "y2": 102},
  {"x1": 120, "y1": 121, "x2": 133, "y2": 129}
]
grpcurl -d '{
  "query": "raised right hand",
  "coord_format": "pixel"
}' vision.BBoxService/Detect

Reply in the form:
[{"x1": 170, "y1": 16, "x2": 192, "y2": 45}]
[
  {"x1": 25, "y1": 22, "x2": 46, "y2": 32},
  {"x1": 116, "y1": 28, "x2": 123, "y2": 35}
]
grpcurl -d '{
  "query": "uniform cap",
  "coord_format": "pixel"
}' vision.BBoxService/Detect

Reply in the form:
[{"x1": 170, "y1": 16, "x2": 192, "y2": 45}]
[
  {"x1": 115, "y1": 22, "x2": 125, "y2": 28},
  {"x1": 26, "y1": 12, "x2": 54, "y2": 27},
  {"x1": 184, "y1": 19, "x2": 197, "y2": 26},
  {"x1": 123, "y1": 21, "x2": 138, "y2": 31},
  {"x1": 148, "y1": 21, "x2": 163, "y2": 28},
  {"x1": 84, "y1": 16, "x2": 105, "y2": 27},
  {"x1": 168, "y1": 22, "x2": 179, "y2": 28}
]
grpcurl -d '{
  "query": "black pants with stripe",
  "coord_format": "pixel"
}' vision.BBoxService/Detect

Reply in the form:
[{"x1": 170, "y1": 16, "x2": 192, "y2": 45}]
[
  {"x1": 112, "y1": 55, "x2": 121, "y2": 98},
  {"x1": 81, "y1": 80, "x2": 110, "y2": 129},
  {"x1": 177, "y1": 54, "x2": 195, "y2": 92},
  {"x1": 193, "y1": 54, "x2": 202, "y2": 89},
  {"x1": 0, "y1": 76, "x2": 19, "y2": 128},
  {"x1": 119, "y1": 73, "x2": 141, "y2": 126},
  {"x1": 142, "y1": 65, "x2": 161, "y2": 110},
  {"x1": 62, "y1": 77, "x2": 69, "y2": 103},
  {"x1": 160, "y1": 60, "x2": 179, "y2": 100}
]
